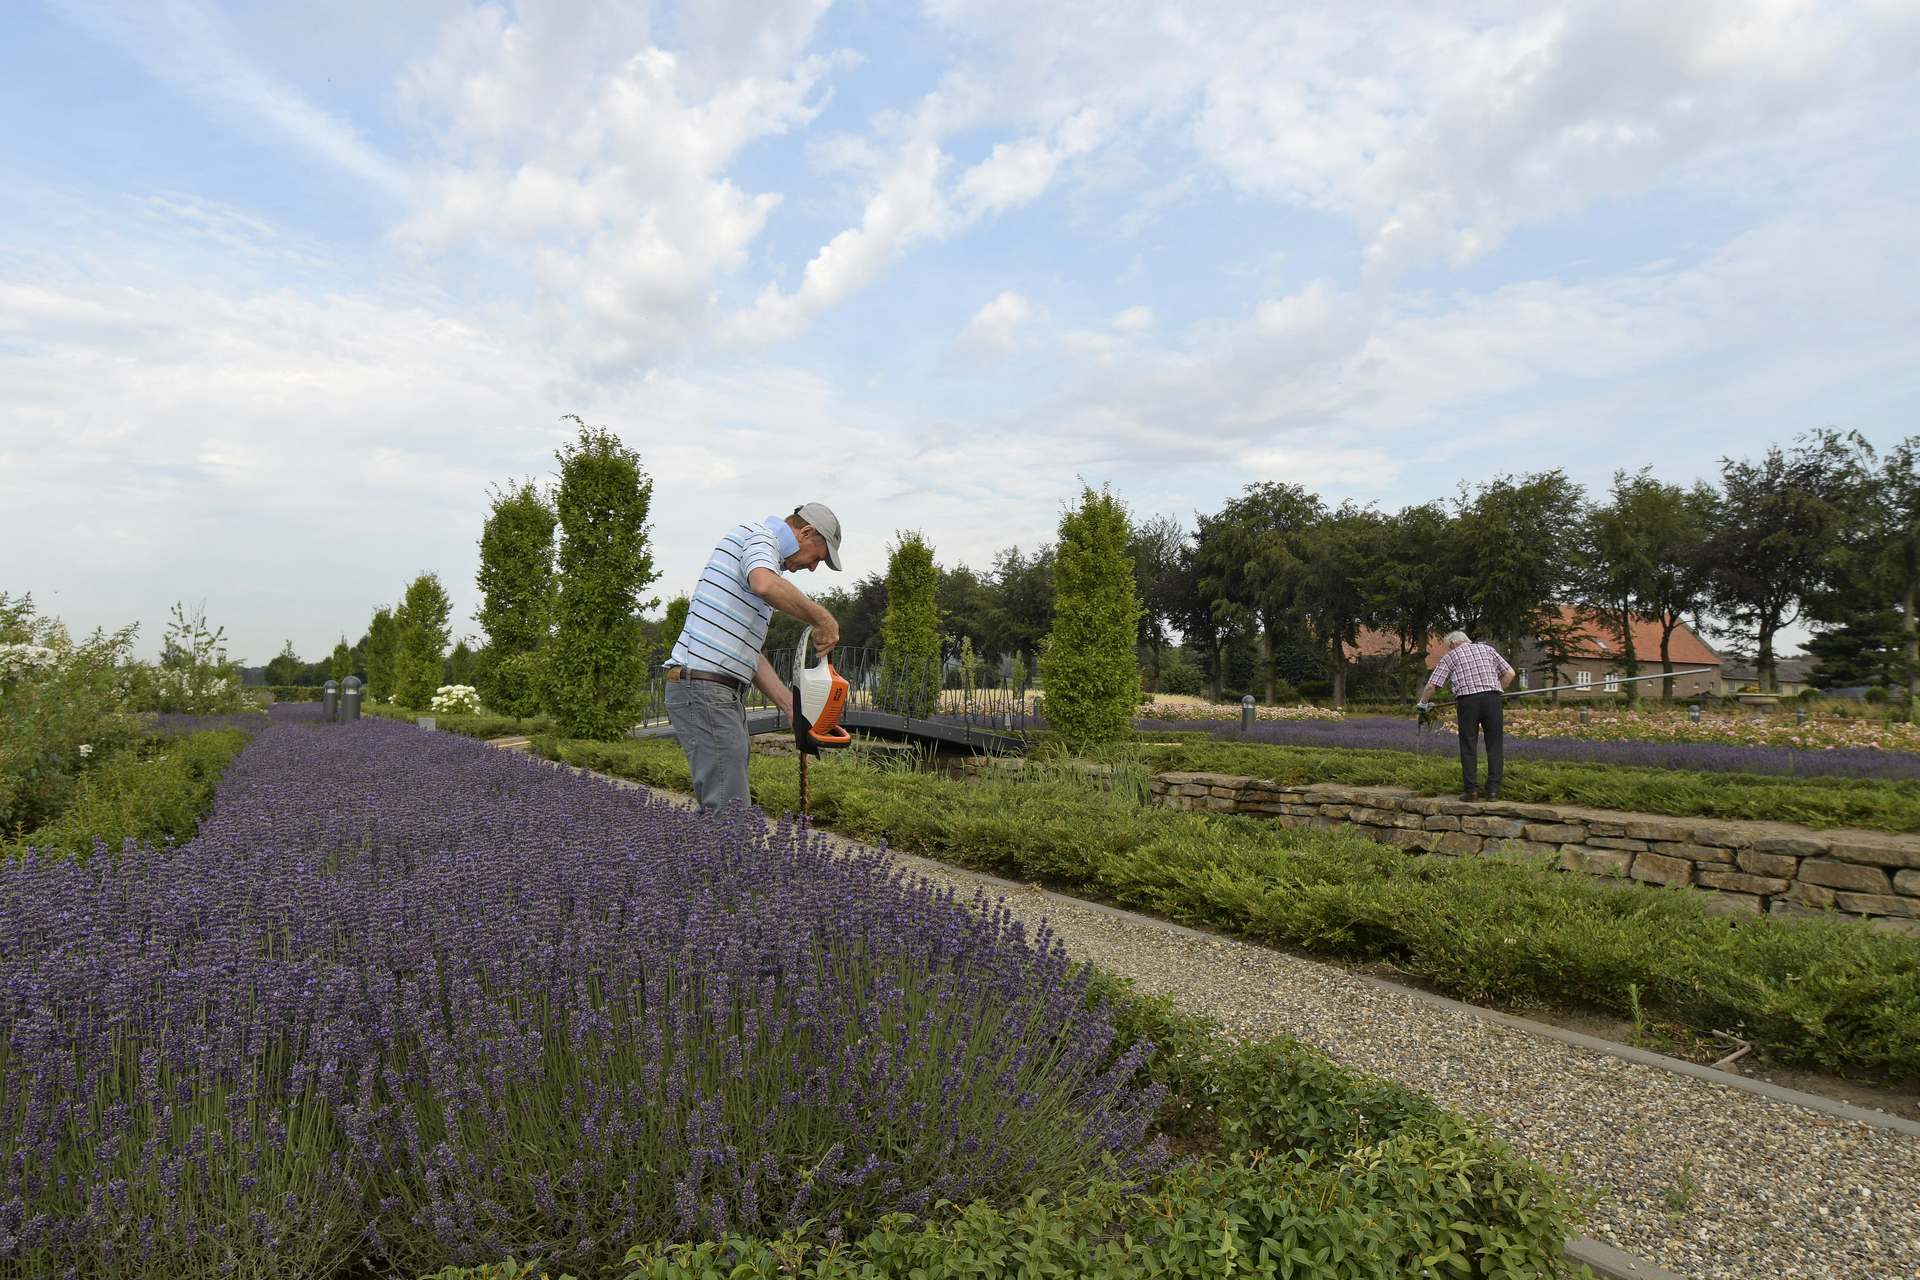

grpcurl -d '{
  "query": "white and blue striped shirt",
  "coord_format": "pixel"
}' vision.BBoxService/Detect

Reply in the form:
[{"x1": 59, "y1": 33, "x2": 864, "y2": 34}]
[{"x1": 667, "y1": 518, "x2": 796, "y2": 682}]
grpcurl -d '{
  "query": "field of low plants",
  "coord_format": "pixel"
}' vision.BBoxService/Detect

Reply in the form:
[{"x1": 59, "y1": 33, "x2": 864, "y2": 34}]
[
  {"x1": 536, "y1": 735, "x2": 1920, "y2": 1080},
  {"x1": 1, "y1": 707, "x2": 1589, "y2": 1278}
]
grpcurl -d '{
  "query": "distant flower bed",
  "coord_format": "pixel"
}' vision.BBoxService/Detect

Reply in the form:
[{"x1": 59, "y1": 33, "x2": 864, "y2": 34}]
[
  {"x1": 1502, "y1": 704, "x2": 1920, "y2": 751},
  {"x1": 1142, "y1": 714, "x2": 1920, "y2": 780},
  {"x1": 1141, "y1": 696, "x2": 1344, "y2": 723},
  {"x1": 0, "y1": 708, "x2": 1163, "y2": 1277}
]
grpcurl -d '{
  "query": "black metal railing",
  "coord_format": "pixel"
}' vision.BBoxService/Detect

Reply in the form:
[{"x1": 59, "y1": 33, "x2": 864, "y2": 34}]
[{"x1": 633, "y1": 646, "x2": 1038, "y2": 733}]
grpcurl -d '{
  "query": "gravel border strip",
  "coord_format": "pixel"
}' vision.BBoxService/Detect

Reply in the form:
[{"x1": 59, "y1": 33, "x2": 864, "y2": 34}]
[{"x1": 521, "y1": 751, "x2": 1920, "y2": 1279}]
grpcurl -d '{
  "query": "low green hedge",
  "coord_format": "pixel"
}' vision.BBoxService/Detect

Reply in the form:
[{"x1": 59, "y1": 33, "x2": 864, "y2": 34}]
[
  {"x1": 1148, "y1": 739, "x2": 1920, "y2": 833},
  {"x1": 423, "y1": 978, "x2": 1590, "y2": 1280},
  {"x1": 264, "y1": 683, "x2": 326, "y2": 701},
  {"x1": 3, "y1": 727, "x2": 252, "y2": 861},
  {"x1": 533, "y1": 736, "x2": 1920, "y2": 1079},
  {"x1": 365, "y1": 700, "x2": 555, "y2": 740}
]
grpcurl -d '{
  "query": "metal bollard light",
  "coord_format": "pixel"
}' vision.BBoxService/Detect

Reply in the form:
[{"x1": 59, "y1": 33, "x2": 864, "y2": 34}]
[
  {"x1": 1689, "y1": 703, "x2": 1702, "y2": 723},
  {"x1": 1241, "y1": 694, "x2": 1256, "y2": 732},
  {"x1": 1579, "y1": 706, "x2": 1590, "y2": 724},
  {"x1": 1796, "y1": 708, "x2": 1808, "y2": 726},
  {"x1": 340, "y1": 675, "x2": 363, "y2": 722},
  {"x1": 323, "y1": 679, "x2": 339, "y2": 722}
]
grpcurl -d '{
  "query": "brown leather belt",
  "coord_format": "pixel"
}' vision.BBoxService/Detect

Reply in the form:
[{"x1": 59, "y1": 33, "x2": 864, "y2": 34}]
[{"x1": 664, "y1": 666, "x2": 747, "y2": 691}]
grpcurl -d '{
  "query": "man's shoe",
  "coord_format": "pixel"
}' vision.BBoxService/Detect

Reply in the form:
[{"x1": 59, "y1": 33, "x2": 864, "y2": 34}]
[
  {"x1": 1459, "y1": 790, "x2": 1478, "y2": 802},
  {"x1": 1485, "y1": 786, "x2": 1501, "y2": 800}
]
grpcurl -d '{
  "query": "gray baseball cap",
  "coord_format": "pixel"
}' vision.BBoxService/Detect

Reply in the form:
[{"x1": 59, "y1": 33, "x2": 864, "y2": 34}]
[{"x1": 794, "y1": 502, "x2": 843, "y2": 570}]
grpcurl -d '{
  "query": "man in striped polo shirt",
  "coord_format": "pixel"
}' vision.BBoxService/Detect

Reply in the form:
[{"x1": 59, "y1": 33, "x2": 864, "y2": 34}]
[
  {"x1": 1419, "y1": 631, "x2": 1516, "y2": 801},
  {"x1": 664, "y1": 503, "x2": 842, "y2": 815}
]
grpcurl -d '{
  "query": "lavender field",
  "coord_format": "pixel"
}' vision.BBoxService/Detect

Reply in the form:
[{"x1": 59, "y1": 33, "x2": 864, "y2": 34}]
[
  {"x1": 0, "y1": 706, "x2": 1163, "y2": 1278},
  {"x1": 1134, "y1": 715, "x2": 1920, "y2": 781}
]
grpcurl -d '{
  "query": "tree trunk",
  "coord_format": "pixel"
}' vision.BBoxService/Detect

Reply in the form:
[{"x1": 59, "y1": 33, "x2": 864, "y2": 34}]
[
  {"x1": 1210, "y1": 639, "x2": 1223, "y2": 702},
  {"x1": 1259, "y1": 627, "x2": 1275, "y2": 704},
  {"x1": 1905, "y1": 580, "x2": 1917, "y2": 707},
  {"x1": 1329, "y1": 636, "x2": 1346, "y2": 710},
  {"x1": 1758, "y1": 623, "x2": 1777, "y2": 694},
  {"x1": 1659, "y1": 621, "x2": 1676, "y2": 702},
  {"x1": 1618, "y1": 600, "x2": 1639, "y2": 704}
]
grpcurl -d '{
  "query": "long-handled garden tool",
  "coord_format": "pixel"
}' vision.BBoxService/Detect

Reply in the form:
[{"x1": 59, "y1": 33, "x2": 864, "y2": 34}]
[
  {"x1": 789, "y1": 625, "x2": 851, "y2": 817},
  {"x1": 1416, "y1": 666, "x2": 1717, "y2": 731}
]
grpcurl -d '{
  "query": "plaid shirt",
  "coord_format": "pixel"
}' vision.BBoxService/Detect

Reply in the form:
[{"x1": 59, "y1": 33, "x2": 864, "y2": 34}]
[{"x1": 1427, "y1": 642, "x2": 1513, "y2": 697}]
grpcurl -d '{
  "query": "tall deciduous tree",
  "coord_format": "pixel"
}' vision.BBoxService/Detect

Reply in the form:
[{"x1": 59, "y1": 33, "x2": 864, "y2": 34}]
[
  {"x1": 1452, "y1": 472, "x2": 1584, "y2": 660},
  {"x1": 878, "y1": 532, "x2": 942, "y2": 717},
  {"x1": 1709, "y1": 432, "x2": 1863, "y2": 693},
  {"x1": 264, "y1": 640, "x2": 301, "y2": 687},
  {"x1": 544, "y1": 419, "x2": 660, "y2": 738},
  {"x1": 1127, "y1": 513, "x2": 1186, "y2": 691},
  {"x1": 1632, "y1": 480, "x2": 1719, "y2": 700},
  {"x1": 1853, "y1": 437, "x2": 1920, "y2": 705},
  {"x1": 1041, "y1": 486, "x2": 1142, "y2": 748},
  {"x1": 1364, "y1": 503, "x2": 1456, "y2": 693},
  {"x1": 1206, "y1": 482, "x2": 1322, "y2": 702},
  {"x1": 393, "y1": 572, "x2": 453, "y2": 710},
  {"x1": 1575, "y1": 470, "x2": 1669, "y2": 702},
  {"x1": 1295, "y1": 504, "x2": 1384, "y2": 709}
]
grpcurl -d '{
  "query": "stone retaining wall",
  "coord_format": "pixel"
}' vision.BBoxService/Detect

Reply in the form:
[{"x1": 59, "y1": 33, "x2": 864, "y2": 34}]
[{"x1": 1149, "y1": 772, "x2": 1920, "y2": 936}]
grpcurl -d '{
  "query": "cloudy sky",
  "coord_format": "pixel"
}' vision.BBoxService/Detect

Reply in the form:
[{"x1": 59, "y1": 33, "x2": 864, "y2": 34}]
[{"x1": 5, "y1": 0, "x2": 1919, "y2": 663}]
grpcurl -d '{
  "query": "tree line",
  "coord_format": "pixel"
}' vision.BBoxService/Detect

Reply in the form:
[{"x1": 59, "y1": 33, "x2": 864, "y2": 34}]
[{"x1": 290, "y1": 425, "x2": 1914, "y2": 729}]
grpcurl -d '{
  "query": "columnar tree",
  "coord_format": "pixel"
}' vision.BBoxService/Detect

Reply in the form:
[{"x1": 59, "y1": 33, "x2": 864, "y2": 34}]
[
  {"x1": 474, "y1": 479, "x2": 557, "y2": 709},
  {"x1": 264, "y1": 640, "x2": 301, "y2": 687},
  {"x1": 1041, "y1": 486, "x2": 1142, "y2": 749},
  {"x1": 393, "y1": 573, "x2": 453, "y2": 710},
  {"x1": 879, "y1": 532, "x2": 942, "y2": 717},
  {"x1": 1850, "y1": 437, "x2": 1920, "y2": 705},
  {"x1": 1709, "y1": 432, "x2": 1863, "y2": 693},
  {"x1": 363, "y1": 607, "x2": 399, "y2": 703},
  {"x1": 544, "y1": 419, "x2": 660, "y2": 739},
  {"x1": 659, "y1": 596, "x2": 690, "y2": 661},
  {"x1": 447, "y1": 639, "x2": 475, "y2": 686},
  {"x1": 329, "y1": 638, "x2": 352, "y2": 682}
]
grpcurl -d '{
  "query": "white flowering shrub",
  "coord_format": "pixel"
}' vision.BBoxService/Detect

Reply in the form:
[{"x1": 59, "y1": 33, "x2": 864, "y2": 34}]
[
  {"x1": 1, "y1": 593, "x2": 142, "y2": 833},
  {"x1": 430, "y1": 684, "x2": 481, "y2": 715},
  {"x1": 127, "y1": 603, "x2": 258, "y2": 716}
]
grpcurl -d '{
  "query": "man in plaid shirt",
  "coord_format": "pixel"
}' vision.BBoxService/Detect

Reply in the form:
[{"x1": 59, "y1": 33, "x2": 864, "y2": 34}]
[{"x1": 1419, "y1": 631, "x2": 1516, "y2": 800}]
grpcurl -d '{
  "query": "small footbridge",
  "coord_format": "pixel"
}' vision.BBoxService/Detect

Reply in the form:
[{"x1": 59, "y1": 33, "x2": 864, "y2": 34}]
[{"x1": 628, "y1": 645, "x2": 1031, "y2": 756}]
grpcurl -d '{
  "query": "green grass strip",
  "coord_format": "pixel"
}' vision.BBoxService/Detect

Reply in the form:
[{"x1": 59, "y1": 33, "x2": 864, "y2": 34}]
[
  {"x1": 1136, "y1": 738, "x2": 1920, "y2": 833},
  {"x1": 532, "y1": 735, "x2": 1920, "y2": 1080},
  {"x1": 4, "y1": 726, "x2": 253, "y2": 861}
]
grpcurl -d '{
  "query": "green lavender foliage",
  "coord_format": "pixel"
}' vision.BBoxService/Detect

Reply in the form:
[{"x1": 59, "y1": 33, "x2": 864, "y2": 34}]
[
  {"x1": 879, "y1": 532, "x2": 941, "y2": 717},
  {"x1": 544, "y1": 419, "x2": 660, "y2": 739},
  {"x1": 1042, "y1": 487, "x2": 1143, "y2": 749},
  {"x1": 394, "y1": 573, "x2": 454, "y2": 711}
]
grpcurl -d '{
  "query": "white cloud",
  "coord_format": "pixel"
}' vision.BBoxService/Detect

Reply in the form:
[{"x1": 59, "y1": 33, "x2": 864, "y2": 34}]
[
  {"x1": 1111, "y1": 305, "x2": 1154, "y2": 333},
  {"x1": 957, "y1": 290, "x2": 1034, "y2": 353}
]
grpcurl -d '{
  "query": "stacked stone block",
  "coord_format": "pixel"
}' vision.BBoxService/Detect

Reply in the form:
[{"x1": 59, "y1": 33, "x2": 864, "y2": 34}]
[{"x1": 1148, "y1": 772, "x2": 1920, "y2": 936}]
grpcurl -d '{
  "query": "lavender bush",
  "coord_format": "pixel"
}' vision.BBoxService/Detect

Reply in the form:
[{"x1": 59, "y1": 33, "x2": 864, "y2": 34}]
[
  {"x1": 1136, "y1": 715, "x2": 1920, "y2": 781},
  {"x1": 0, "y1": 706, "x2": 1164, "y2": 1278}
]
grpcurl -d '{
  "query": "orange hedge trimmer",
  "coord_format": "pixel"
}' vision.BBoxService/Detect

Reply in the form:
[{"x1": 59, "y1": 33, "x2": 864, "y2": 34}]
[{"x1": 789, "y1": 625, "x2": 851, "y2": 818}]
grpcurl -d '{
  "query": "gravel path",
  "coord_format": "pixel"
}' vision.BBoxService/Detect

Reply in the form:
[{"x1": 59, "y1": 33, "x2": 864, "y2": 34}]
[
  {"x1": 865, "y1": 846, "x2": 1920, "y2": 1280},
  {"x1": 554, "y1": 760, "x2": 1920, "y2": 1279}
]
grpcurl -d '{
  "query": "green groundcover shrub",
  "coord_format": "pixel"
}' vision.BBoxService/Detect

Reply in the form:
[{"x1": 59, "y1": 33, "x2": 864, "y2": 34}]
[
  {"x1": 366, "y1": 700, "x2": 554, "y2": 740},
  {"x1": 532, "y1": 736, "x2": 1920, "y2": 1079},
  {"x1": 426, "y1": 985, "x2": 1589, "y2": 1280},
  {"x1": 3, "y1": 726, "x2": 252, "y2": 861},
  {"x1": 265, "y1": 683, "x2": 326, "y2": 701}
]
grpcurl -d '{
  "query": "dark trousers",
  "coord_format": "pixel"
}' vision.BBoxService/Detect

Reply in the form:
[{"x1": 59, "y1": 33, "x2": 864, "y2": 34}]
[{"x1": 1456, "y1": 690, "x2": 1504, "y2": 794}]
